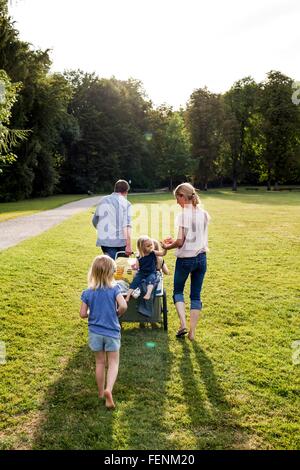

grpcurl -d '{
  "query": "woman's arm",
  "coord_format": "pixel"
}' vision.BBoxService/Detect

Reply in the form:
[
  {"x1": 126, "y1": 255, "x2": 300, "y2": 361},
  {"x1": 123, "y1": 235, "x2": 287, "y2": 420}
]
[
  {"x1": 80, "y1": 302, "x2": 89, "y2": 318},
  {"x1": 116, "y1": 293, "x2": 128, "y2": 316},
  {"x1": 161, "y1": 227, "x2": 185, "y2": 250}
]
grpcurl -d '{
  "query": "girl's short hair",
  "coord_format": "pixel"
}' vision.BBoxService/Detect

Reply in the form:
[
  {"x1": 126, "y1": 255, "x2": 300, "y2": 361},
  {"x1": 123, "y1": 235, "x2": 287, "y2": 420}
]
[
  {"x1": 174, "y1": 182, "x2": 201, "y2": 207},
  {"x1": 88, "y1": 255, "x2": 116, "y2": 289},
  {"x1": 137, "y1": 235, "x2": 152, "y2": 257}
]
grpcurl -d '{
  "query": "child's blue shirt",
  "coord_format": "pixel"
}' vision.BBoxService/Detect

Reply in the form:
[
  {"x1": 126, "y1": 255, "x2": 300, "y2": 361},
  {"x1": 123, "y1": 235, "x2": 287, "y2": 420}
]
[{"x1": 81, "y1": 284, "x2": 121, "y2": 339}]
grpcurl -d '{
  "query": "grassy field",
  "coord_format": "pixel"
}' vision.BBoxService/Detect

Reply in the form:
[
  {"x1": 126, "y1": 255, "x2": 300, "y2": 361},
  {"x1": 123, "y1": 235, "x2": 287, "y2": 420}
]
[
  {"x1": 0, "y1": 190, "x2": 299, "y2": 449},
  {"x1": 0, "y1": 194, "x2": 90, "y2": 222}
]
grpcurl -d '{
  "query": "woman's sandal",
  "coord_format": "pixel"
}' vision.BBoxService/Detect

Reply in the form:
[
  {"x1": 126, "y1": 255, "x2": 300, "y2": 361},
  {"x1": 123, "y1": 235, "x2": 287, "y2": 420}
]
[{"x1": 176, "y1": 328, "x2": 188, "y2": 338}]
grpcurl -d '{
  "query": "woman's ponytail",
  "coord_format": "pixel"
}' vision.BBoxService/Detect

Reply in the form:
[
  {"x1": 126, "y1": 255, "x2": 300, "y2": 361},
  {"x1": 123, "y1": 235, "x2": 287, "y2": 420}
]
[{"x1": 174, "y1": 183, "x2": 201, "y2": 206}]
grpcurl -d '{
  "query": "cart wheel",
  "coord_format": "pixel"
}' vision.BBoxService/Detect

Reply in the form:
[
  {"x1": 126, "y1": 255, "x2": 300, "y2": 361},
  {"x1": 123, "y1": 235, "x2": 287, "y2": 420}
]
[{"x1": 162, "y1": 288, "x2": 168, "y2": 331}]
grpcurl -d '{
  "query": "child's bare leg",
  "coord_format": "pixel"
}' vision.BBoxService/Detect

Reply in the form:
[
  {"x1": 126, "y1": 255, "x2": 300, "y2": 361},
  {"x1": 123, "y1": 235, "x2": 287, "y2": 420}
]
[
  {"x1": 95, "y1": 351, "x2": 106, "y2": 398},
  {"x1": 104, "y1": 351, "x2": 119, "y2": 409},
  {"x1": 143, "y1": 284, "x2": 154, "y2": 300},
  {"x1": 125, "y1": 289, "x2": 133, "y2": 302}
]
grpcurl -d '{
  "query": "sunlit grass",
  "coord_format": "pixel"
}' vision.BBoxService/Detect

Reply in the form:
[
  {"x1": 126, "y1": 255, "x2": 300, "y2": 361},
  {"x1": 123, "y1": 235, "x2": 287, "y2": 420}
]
[
  {"x1": 0, "y1": 195, "x2": 90, "y2": 222},
  {"x1": 0, "y1": 191, "x2": 299, "y2": 449}
]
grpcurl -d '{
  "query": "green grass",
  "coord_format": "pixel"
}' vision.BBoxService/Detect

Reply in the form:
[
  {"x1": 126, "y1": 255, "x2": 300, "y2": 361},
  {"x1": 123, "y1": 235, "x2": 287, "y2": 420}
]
[
  {"x1": 0, "y1": 191, "x2": 299, "y2": 449},
  {"x1": 0, "y1": 194, "x2": 91, "y2": 222}
]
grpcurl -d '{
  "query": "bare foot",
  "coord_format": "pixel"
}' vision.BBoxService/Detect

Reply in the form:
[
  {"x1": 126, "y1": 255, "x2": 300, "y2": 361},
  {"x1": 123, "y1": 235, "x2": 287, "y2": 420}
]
[
  {"x1": 104, "y1": 389, "x2": 115, "y2": 409},
  {"x1": 143, "y1": 293, "x2": 151, "y2": 300},
  {"x1": 188, "y1": 330, "x2": 195, "y2": 341}
]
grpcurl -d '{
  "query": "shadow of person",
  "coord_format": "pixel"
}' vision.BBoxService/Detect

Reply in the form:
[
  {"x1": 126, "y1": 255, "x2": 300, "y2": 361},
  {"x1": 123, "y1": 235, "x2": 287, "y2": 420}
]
[
  {"x1": 178, "y1": 340, "x2": 250, "y2": 449},
  {"x1": 114, "y1": 325, "x2": 172, "y2": 449},
  {"x1": 32, "y1": 345, "x2": 115, "y2": 449},
  {"x1": 32, "y1": 325, "x2": 172, "y2": 450}
]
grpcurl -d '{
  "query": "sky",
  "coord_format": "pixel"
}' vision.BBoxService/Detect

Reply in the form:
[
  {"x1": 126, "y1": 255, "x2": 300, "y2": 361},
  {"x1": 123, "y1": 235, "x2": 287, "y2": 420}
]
[{"x1": 8, "y1": 0, "x2": 300, "y2": 109}]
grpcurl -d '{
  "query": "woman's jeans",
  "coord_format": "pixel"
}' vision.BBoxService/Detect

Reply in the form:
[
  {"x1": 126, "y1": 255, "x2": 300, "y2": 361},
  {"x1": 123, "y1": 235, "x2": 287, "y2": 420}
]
[{"x1": 173, "y1": 253, "x2": 207, "y2": 310}]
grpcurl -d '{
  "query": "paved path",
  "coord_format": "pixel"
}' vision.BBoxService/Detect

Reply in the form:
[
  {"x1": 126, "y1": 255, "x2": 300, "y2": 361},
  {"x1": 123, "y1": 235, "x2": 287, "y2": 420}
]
[{"x1": 0, "y1": 196, "x2": 102, "y2": 251}]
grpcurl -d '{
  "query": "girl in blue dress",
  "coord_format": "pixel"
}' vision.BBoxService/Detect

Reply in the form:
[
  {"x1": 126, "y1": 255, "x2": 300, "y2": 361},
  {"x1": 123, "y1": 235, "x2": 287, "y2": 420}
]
[{"x1": 80, "y1": 255, "x2": 127, "y2": 409}]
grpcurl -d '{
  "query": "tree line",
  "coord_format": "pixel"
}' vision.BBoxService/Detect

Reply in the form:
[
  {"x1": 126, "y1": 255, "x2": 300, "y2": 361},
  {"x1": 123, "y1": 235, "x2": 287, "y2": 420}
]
[{"x1": 0, "y1": 2, "x2": 299, "y2": 201}]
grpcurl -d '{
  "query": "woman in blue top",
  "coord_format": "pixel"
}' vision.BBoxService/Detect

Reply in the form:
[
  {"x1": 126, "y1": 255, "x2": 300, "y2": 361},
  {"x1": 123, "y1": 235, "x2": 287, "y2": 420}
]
[
  {"x1": 125, "y1": 235, "x2": 166, "y2": 301},
  {"x1": 80, "y1": 255, "x2": 127, "y2": 409}
]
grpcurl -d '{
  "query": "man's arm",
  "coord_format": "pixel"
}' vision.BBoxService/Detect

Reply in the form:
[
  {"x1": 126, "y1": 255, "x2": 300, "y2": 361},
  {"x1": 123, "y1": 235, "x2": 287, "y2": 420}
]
[
  {"x1": 92, "y1": 206, "x2": 99, "y2": 228},
  {"x1": 124, "y1": 202, "x2": 132, "y2": 255},
  {"x1": 124, "y1": 225, "x2": 132, "y2": 255}
]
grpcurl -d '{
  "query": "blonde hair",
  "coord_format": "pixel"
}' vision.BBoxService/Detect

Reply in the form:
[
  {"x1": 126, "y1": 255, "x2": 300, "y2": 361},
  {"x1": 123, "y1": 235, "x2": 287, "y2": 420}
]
[
  {"x1": 137, "y1": 235, "x2": 152, "y2": 257},
  {"x1": 88, "y1": 255, "x2": 116, "y2": 289},
  {"x1": 174, "y1": 183, "x2": 201, "y2": 207}
]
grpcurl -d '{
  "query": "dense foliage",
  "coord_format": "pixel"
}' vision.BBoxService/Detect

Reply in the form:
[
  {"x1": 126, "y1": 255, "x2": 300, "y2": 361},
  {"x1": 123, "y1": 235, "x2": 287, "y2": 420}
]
[{"x1": 0, "y1": 3, "x2": 299, "y2": 200}]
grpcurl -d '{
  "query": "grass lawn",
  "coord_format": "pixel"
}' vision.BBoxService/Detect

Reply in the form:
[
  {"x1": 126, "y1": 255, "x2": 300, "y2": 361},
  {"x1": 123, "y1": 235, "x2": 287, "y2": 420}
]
[
  {"x1": 0, "y1": 190, "x2": 299, "y2": 449},
  {"x1": 0, "y1": 194, "x2": 92, "y2": 222}
]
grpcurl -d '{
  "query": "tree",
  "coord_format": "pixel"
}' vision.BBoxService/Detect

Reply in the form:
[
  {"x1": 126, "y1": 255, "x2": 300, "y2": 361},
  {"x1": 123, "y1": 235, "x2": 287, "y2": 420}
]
[
  {"x1": 259, "y1": 71, "x2": 300, "y2": 190},
  {"x1": 0, "y1": 4, "x2": 56, "y2": 199},
  {"x1": 0, "y1": 0, "x2": 7, "y2": 15},
  {"x1": 29, "y1": 73, "x2": 73, "y2": 196},
  {"x1": 223, "y1": 77, "x2": 258, "y2": 191},
  {"x1": 144, "y1": 104, "x2": 173, "y2": 188},
  {"x1": 61, "y1": 72, "x2": 153, "y2": 193},
  {"x1": 186, "y1": 88, "x2": 223, "y2": 190},
  {"x1": 159, "y1": 112, "x2": 192, "y2": 190},
  {"x1": 0, "y1": 69, "x2": 28, "y2": 183}
]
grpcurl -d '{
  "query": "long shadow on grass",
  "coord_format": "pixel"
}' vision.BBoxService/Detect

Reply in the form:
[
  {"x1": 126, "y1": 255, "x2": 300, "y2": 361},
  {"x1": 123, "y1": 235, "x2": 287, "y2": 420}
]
[
  {"x1": 32, "y1": 345, "x2": 115, "y2": 450},
  {"x1": 116, "y1": 325, "x2": 172, "y2": 449},
  {"x1": 32, "y1": 325, "x2": 171, "y2": 450},
  {"x1": 178, "y1": 340, "x2": 249, "y2": 449}
]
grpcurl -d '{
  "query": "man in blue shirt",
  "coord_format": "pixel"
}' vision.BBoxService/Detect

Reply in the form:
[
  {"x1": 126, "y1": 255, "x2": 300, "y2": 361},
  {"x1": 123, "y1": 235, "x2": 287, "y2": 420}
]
[{"x1": 92, "y1": 180, "x2": 132, "y2": 259}]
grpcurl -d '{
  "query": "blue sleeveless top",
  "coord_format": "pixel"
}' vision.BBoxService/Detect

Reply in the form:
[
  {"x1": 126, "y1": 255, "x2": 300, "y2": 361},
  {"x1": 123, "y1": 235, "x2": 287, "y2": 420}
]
[{"x1": 138, "y1": 251, "x2": 156, "y2": 276}]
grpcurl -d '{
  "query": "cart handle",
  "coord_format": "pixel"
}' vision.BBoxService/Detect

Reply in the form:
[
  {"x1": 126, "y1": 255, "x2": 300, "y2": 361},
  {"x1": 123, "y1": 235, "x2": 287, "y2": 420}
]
[{"x1": 115, "y1": 251, "x2": 135, "y2": 260}]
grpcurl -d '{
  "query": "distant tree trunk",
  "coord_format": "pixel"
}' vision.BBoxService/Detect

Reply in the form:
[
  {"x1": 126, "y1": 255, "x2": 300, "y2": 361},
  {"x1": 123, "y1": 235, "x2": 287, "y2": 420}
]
[
  {"x1": 267, "y1": 166, "x2": 271, "y2": 191},
  {"x1": 274, "y1": 181, "x2": 279, "y2": 191},
  {"x1": 169, "y1": 176, "x2": 173, "y2": 191},
  {"x1": 204, "y1": 181, "x2": 208, "y2": 191},
  {"x1": 232, "y1": 154, "x2": 238, "y2": 191},
  {"x1": 232, "y1": 177, "x2": 237, "y2": 191}
]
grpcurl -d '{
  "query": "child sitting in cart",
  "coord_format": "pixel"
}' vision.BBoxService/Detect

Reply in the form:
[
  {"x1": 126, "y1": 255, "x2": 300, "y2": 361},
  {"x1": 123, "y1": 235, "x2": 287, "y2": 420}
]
[{"x1": 125, "y1": 235, "x2": 167, "y2": 301}]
